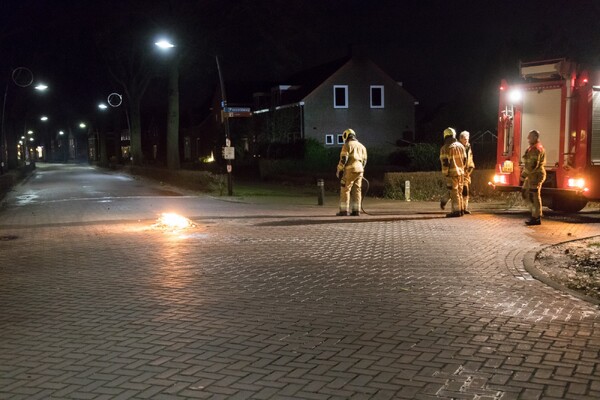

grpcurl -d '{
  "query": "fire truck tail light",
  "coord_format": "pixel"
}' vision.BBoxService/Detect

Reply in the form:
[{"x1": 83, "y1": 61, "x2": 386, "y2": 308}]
[
  {"x1": 493, "y1": 174, "x2": 507, "y2": 184},
  {"x1": 567, "y1": 178, "x2": 585, "y2": 189}
]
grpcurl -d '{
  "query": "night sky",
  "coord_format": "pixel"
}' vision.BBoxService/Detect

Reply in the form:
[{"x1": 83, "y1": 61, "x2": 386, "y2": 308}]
[{"x1": 1, "y1": 0, "x2": 600, "y2": 138}]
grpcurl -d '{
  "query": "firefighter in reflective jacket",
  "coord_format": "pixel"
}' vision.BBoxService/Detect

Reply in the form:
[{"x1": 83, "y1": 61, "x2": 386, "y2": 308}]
[
  {"x1": 521, "y1": 129, "x2": 546, "y2": 226},
  {"x1": 439, "y1": 127, "x2": 466, "y2": 217},
  {"x1": 336, "y1": 129, "x2": 367, "y2": 216},
  {"x1": 459, "y1": 130, "x2": 475, "y2": 214}
]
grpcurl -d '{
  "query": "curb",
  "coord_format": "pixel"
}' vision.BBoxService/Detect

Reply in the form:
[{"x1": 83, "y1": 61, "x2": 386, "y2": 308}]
[{"x1": 523, "y1": 243, "x2": 600, "y2": 307}]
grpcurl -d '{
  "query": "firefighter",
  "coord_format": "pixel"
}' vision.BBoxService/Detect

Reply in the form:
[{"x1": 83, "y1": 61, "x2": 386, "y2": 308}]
[
  {"x1": 459, "y1": 130, "x2": 475, "y2": 214},
  {"x1": 521, "y1": 129, "x2": 546, "y2": 225},
  {"x1": 336, "y1": 128, "x2": 367, "y2": 216},
  {"x1": 439, "y1": 127, "x2": 466, "y2": 217}
]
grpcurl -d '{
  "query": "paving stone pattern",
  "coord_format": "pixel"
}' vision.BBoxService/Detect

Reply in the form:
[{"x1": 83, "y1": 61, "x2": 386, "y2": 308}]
[{"x1": 1, "y1": 210, "x2": 600, "y2": 399}]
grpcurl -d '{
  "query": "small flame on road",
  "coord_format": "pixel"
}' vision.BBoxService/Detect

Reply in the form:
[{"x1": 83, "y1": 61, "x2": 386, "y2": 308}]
[{"x1": 154, "y1": 212, "x2": 195, "y2": 230}]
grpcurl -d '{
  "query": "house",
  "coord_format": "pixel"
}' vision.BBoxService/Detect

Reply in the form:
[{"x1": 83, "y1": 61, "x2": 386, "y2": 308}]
[
  {"x1": 256, "y1": 54, "x2": 417, "y2": 152},
  {"x1": 186, "y1": 54, "x2": 416, "y2": 163}
]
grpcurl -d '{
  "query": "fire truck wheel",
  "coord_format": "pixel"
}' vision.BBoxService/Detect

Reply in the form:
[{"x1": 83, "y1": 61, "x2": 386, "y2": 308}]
[{"x1": 548, "y1": 195, "x2": 588, "y2": 213}]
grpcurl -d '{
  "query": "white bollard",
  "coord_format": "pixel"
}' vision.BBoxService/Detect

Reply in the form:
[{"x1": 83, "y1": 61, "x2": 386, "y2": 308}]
[{"x1": 405, "y1": 180, "x2": 411, "y2": 202}]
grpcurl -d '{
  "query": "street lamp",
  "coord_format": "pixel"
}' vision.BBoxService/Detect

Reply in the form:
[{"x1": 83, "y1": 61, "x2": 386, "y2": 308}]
[
  {"x1": 155, "y1": 39, "x2": 175, "y2": 49},
  {"x1": 40, "y1": 116, "x2": 48, "y2": 121},
  {"x1": 98, "y1": 103, "x2": 108, "y2": 110},
  {"x1": 154, "y1": 38, "x2": 232, "y2": 193},
  {"x1": 34, "y1": 84, "x2": 48, "y2": 91}
]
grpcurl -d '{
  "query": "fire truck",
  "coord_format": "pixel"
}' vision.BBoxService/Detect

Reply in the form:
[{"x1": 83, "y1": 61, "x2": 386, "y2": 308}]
[{"x1": 491, "y1": 58, "x2": 600, "y2": 212}]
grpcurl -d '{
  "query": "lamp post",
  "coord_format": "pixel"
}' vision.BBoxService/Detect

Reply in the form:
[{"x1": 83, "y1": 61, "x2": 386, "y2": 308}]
[{"x1": 154, "y1": 38, "x2": 233, "y2": 194}]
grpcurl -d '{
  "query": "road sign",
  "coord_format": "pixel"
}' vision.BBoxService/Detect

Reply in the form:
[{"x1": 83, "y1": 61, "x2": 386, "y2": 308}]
[
  {"x1": 224, "y1": 107, "x2": 251, "y2": 113},
  {"x1": 222, "y1": 146, "x2": 235, "y2": 160}
]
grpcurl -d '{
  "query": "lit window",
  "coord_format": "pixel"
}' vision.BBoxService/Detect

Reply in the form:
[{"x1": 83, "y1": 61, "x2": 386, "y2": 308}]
[
  {"x1": 371, "y1": 85, "x2": 384, "y2": 108},
  {"x1": 325, "y1": 134, "x2": 334, "y2": 145},
  {"x1": 334, "y1": 85, "x2": 348, "y2": 108},
  {"x1": 337, "y1": 134, "x2": 344, "y2": 144}
]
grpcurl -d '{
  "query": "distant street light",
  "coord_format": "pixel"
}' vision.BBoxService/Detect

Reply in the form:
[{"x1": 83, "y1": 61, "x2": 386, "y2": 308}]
[
  {"x1": 27, "y1": 130, "x2": 33, "y2": 134},
  {"x1": 155, "y1": 39, "x2": 175, "y2": 49},
  {"x1": 40, "y1": 116, "x2": 48, "y2": 121},
  {"x1": 34, "y1": 84, "x2": 48, "y2": 91},
  {"x1": 79, "y1": 122, "x2": 86, "y2": 128},
  {"x1": 59, "y1": 130, "x2": 64, "y2": 135},
  {"x1": 98, "y1": 103, "x2": 108, "y2": 110}
]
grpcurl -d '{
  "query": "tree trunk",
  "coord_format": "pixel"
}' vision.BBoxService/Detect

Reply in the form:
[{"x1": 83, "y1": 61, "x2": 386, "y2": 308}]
[
  {"x1": 98, "y1": 130, "x2": 108, "y2": 165},
  {"x1": 166, "y1": 61, "x2": 180, "y2": 170},
  {"x1": 7, "y1": 122, "x2": 18, "y2": 169},
  {"x1": 129, "y1": 99, "x2": 143, "y2": 165}
]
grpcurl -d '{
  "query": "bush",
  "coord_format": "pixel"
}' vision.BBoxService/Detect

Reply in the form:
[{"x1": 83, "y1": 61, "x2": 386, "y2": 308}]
[{"x1": 407, "y1": 143, "x2": 440, "y2": 171}]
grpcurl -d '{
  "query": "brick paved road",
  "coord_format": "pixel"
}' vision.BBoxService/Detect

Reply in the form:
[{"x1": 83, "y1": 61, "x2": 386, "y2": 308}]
[{"x1": 1, "y1": 164, "x2": 600, "y2": 399}]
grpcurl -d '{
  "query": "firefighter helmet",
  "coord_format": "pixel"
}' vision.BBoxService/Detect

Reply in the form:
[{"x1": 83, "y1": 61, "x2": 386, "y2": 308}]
[
  {"x1": 342, "y1": 128, "x2": 356, "y2": 141},
  {"x1": 443, "y1": 127, "x2": 456, "y2": 138}
]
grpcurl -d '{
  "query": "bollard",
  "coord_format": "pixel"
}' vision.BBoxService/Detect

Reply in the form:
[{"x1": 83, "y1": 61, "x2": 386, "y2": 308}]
[
  {"x1": 317, "y1": 179, "x2": 325, "y2": 205},
  {"x1": 405, "y1": 180, "x2": 411, "y2": 202}
]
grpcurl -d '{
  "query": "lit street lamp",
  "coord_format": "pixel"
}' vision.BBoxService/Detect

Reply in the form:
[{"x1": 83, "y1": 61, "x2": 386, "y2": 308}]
[
  {"x1": 40, "y1": 116, "x2": 48, "y2": 121},
  {"x1": 154, "y1": 37, "x2": 232, "y2": 193},
  {"x1": 155, "y1": 39, "x2": 175, "y2": 49}
]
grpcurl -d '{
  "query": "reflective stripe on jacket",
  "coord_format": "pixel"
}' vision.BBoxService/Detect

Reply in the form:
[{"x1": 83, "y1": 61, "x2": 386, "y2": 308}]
[
  {"x1": 338, "y1": 139, "x2": 367, "y2": 173},
  {"x1": 440, "y1": 141, "x2": 466, "y2": 177}
]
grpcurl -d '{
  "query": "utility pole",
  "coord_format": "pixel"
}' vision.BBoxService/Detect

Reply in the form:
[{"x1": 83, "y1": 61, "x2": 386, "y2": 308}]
[{"x1": 216, "y1": 55, "x2": 233, "y2": 196}]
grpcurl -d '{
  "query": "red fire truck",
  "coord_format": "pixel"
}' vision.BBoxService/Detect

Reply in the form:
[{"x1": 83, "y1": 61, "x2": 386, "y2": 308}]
[{"x1": 491, "y1": 58, "x2": 600, "y2": 212}]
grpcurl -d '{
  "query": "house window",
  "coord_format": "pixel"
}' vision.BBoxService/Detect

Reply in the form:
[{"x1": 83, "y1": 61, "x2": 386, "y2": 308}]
[
  {"x1": 337, "y1": 134, "x2": 344, "y2": 144},
  {"x1": 334, "y1": 85, "x2": 348, "y2": 108},
  {"x1": 371, "y1": 85, "x2": 384, "y2": 108},
  {"x1": 325, "y1": 134, "x2": 334, "y2": 145}
]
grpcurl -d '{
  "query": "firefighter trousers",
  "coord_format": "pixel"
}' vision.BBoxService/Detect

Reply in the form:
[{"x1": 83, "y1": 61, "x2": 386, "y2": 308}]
[
  {"x1": 340, "y1": 170, "x2": 363, "y2": 212},
  {"x1": 441, "y1": 176, "x2": 464, "y2": 213},
  {"x1": 462, "y1": 175, "x2": 471, "y2": 211},
  {"x1": 522, "y1": 178, "x2": 544, "y2": 218}
]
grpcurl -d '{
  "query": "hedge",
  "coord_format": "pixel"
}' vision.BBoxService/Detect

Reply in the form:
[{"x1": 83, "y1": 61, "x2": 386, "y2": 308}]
[{"x1": 383, "y1": 169, "x2": 507, "y2": 201}]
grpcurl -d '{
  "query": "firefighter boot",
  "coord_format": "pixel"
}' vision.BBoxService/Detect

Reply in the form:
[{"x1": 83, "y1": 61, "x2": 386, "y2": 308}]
[
  {"x1": 446, "y1": 211, "x2": 462, "y2": 218},
  {"x1": 350, "y1": 211, "x2": 360, "y2": 216},
  {"x1": 336, "y1": 211, "x2": 349, "y2": 216},
  {"x1": 525, "y1": 217, "x2": 541, "y2": 226}
]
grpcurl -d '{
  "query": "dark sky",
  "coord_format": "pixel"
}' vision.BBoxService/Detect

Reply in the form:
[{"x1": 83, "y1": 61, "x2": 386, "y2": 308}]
[{"x1": 2, "y1": 0, "x2": 600, "y2": 135}]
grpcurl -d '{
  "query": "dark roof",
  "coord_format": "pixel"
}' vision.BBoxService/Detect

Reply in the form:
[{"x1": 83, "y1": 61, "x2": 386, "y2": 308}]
[
  {"x1": 219, "y1": 81, "x2": 275, "y2": 105},
  {"x1": 278, "y1": 56, "x2": 351, "y2": 103}
]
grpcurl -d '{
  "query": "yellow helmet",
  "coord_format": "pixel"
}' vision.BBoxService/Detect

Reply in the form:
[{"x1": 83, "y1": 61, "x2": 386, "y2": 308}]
[
  {"x1": 443, "y1": 127, "x2": 456, "y2": 138},
  {"x1": 342, "y1": 128, "x2": 356, "y2": 141}
]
